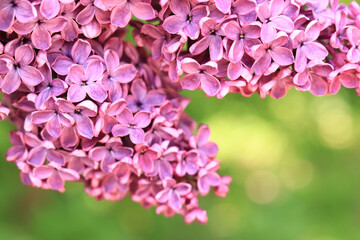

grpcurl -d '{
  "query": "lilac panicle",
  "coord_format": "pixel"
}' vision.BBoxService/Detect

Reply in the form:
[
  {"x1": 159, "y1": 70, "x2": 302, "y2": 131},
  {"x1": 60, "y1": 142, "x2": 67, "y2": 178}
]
[{"x1": 2, "y1": 0, "x2": 360, "y2": 225}]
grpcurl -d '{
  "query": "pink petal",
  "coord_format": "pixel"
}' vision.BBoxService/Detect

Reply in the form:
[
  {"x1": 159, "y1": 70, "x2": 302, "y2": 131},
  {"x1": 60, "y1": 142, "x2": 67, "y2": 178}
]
[
  {"x1": 129, "y1": 128, "x2": 145, "y2": 144},
  {"x1": 47, "y1": 171, "x2": 64, "y2": 190},
  {"x1": 33, "y1": 166, "x2": 53, "y2": 179},
  {"x1": 112, "y1": 124, "x2": 130, "y2": 137},
  {"x1": 47, "y1": 149, "x2": 65, "y2": 165},
  {"x1": 112, "y1": 64, "x2": 137, "y2": 83},
  {"x1": 110, "y1": 3, "x2": 131, "y2": 27},
  {"x1": 200, "y1": 74, "x2": 220, "y2": 96},
  {"x1": 215, "y1": 0, "x2": 231, "y2": 13},
  {"x1": 168, "y1": 190, "x2": 181, "y2": 210},
  {"x1": 15, "y1": 45, "x2": 34, "y2": 66},
  {"x1": 42, "y1": 16, "x2": 67, "y2": 32},
  {"x1": 175, "y1": 183, "x2": 192, "y2": 195},
  {"x1": 271, "y1": 15, "x2": 294, "y2": 32},
  {"x1": 75, "y1": 114, "x2": 94, "y2": 139},
  {"x1": 133, "y1": 111, "x2": 151, "y2": 128},
  {"x1": 85, "y1": 83, "x2": 107, "y2": 102},
  {"x1": 181, "y1": 74, "x2": 201, "y2": 90},
  {"x1": 209, "y1": 35, "x2": 223, "y2": 61},
  {"x1": 18, "y1": 66, "x2": 44, "y2": 86},
  {"x1": 252, "y1": 53, "x2": 271, "y2": 75},
  {"x1": 82, "y1": 19, "x2": 101, "y2": 38},
  {"x1": 181, "y1": 58, "x2": 200, "y2": 73},
  {"x1": 27, "y1": 147, "x2": 47, "y2": 166},
  {"x1": 40, "y1": 0, "x2": 60, "y2": 19},
  {"x1": 15, "y1": 0, "x2": 37, "y2": 23},
  {"x1": 303, "y1": 42, "x2": 328, "y2": 61},
  {"x1": 139, "y1": 153, "x2": 154, "y2": 172},
  {"x1": 71, "y1": 39, "x2": 91, "y2": 65},
  {"x1": 52, "y1": 56, "x2": 73, "y2": 75},
  {"x1": 269, "y1": 47, "x2": 294, "y2": 66},
  {"x1": 261, "y1": 23, "x2": 277, "y2": 43},
  {"x1": 189, "y1": 37, "x2": 211, "y2": 56},
  {"x1": 32, "y1": 111, "x2": 54, "y2": 124},
  {"x1": 294, "y1": 47, "x2": 307, "y2": 73},
  {"x1": 76, "y1": 5, "x2": 95, "y2": 25},
  {"x1": 130, "y1": 2, "x2": 155, "y2": 20},
  {"x1": 2, "y1": 68, "x2": 21, "y2": 94},
  {"x1": 46, "y1": 114, "x2": 62, "y2": 138},
  {"x1": 163, "y1": 15, "x2": 186, "y2": 34},
  {"x1": 68, "y1": 84, "x2": 86, "y2": 102},
  {"x1": 31, "y1": 25, "x2": 51, "y2": 50},
  {"x1": 0, "y1": 6, "x2": 14, "y2": 30}
]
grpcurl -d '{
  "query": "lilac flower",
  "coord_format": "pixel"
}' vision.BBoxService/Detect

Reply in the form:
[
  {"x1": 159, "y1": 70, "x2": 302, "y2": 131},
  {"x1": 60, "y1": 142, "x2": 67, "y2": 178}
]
[
  {"x1": 26, "y1": 141, "x2": 65, "y2": 167},
  {"x1": 104, "y1": 0, "x2": 156, "y2": 27},
  {"x1": 346, "y1": 26, "x2": 360, "y2": 63},
  {"x1": 197, "y1": 161, "x2": 221, "y2": 195},
  {"x1": 223, "y1": 20, "x2": 261, "y2": 63},
  {"x1": 184, "y1": 208, "x2": 208, "y2": 225},
  {"x1": 60, "y1": 2, "x2": 81, "y2": 42},
  {"x1": 252, "y1": 32, "x2": 294, "y2": 75},
  {"x1": 0, "y1": 45, "x2": 43, "y2": 94},
  {"x1": 291, "y1": 20, "x2": 329, "y2": 73},
  {"x1": 52, "y1": 39, "x2": 93, "y2": 75},
  {"x1": 112, "y1": 108, "x2": 151, "y2": 144},
  {"x1": 256, "y1": 0, "x2": 294, "y2": 43},
  {"x1": 0, "y1": 0, "x2": 37, "y2": 31},
  {"x1": 162, "y1": 0, "x2": 208, "y2": 39},
  {"x1": 102, "y1": 49, "x2": 137, "y2": 101},
  {"x1": 293, "y1": 61, "x2": 333, "y2": 96},
  {"x1": 12, "y1": 14, "x2": 67, "y2": 50},
  {"x1": 189, "y1": 17, "x2": 224, "y2": 61},
  {"x1": 127, "y1": 79, "x2": 165, "y2": 112},
  {"x1": 33, "y1": 164, "x2": 79, "y2": 191},
  {"x1": 133, "y1": 144, "x2": 161, "y2": 173},
  {"x1": 155, "y1": 179, "x2": 192, "y2": 211},
  {"x1": 89, "y1": 138, "x2": 133, "y2": 173},
  {"x1": 180, "y1": 58, "x2": 220, "y2": 96},
  {"x1": 66, "y1": 60, "x2": 107, "y2": 103},
  {"x1": 76, "y1": 0, "x2": 111, "y2": 38},
  {"x1": 189, "y1": 124, "x2": 218, "y2": 165},
  {"x1": 175, "y1": 150, "x2": 199, "y2": 176},
  {"x1": 31, "y1": 98, "x2": 74, "y2": 139},
  {"x1": 330, "y1": 11, "x2": 348, "y2": 52},
  {"x1": 58, "y1": 99, "x2": 98, "y2": 139}
]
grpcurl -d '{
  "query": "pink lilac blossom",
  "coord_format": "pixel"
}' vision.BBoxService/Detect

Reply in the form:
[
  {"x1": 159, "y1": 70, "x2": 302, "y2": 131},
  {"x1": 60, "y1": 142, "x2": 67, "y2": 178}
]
[
  {"x1": 1, "y1": 0, "x2": 360, "y2": 225},
  {"x1": 0, "y1": 12, "x2": 230, "y2": 222}
]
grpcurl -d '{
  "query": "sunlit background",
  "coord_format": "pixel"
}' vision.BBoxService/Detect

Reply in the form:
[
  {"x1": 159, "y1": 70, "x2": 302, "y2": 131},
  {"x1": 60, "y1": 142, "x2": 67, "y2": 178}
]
[{"x1": 1, "y1": 1, "x2": 360, "y2": 239}]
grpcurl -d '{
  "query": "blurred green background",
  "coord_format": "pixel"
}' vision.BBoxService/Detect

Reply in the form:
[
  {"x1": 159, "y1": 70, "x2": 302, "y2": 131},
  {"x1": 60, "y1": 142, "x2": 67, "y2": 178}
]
[{"x1": 1, "y1": 1, "x2": 360, "y2": 239}]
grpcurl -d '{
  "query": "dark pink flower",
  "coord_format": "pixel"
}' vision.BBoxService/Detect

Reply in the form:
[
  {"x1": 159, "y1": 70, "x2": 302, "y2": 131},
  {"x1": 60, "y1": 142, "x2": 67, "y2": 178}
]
[
  {"x1": 101, "y1": 49, "x2": 137, "y2": 101},
  {"x1": 256, "y1": 0, "x2": 294, "y2": 43},
  {"x1": 346, "y1": 26, "x2": 360, "y2": 63},
  {"x1": 52, "y1": 39, "x2": 94, "y2": 75},
  {"x1": 155, "y1": 178, "x2": 192, "y2": 211},
  {"x1": 112, "y1": 108, "x2": 151, "y2": 144},
  {"x1": 223, "y1": 20, "x2": 261, "y2": 63},
  {"x1": 127, "y1": 79, "x2": 165, "y2": 112},
  {"x1": 12, "y1": 14, "x2": 67, "y2": 50},
  {"x1": 0, "y1": 0, "x2": 37, "y2": 31},
  {"x1": 180, "y1": 58, "x2": 220, "y2": 96},
  {"x1": 163, "y1": 0, "x2": 208, "y2": 39},
  {"x1": 89, "y1": 138, "x2": 133, "y2": 173},
  {"x1": 33, "y1": 164, "x2": 79, "y2": 191},
  {"x1": 0, "y1": 45, "x2": 43, "y2": 93},
  {"x1": 189, "y1": 17, "x2": 224, "y2": 61},
  {"x1": 291, "y1": 20, "x2": 329, "y2": 73},
  {"x1": 66, "y1": 60, "x2": 107, "y2": 103},
  {"x1": 58, "y1": 99, "x2": 98, "y2": 139},
  {"x1": 31, "y1": 98, "x2": 74, "y2": 139},
  {"x1": 252, "y1": 32, "x2": 294, "y2": 75}
]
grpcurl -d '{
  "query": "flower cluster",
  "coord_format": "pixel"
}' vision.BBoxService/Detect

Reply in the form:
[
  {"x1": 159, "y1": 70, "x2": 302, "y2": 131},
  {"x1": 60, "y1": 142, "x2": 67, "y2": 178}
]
[
  {"x1": 0, "y1": 2, "x2": 232, "y2": 224},
  {"x1": 132, "y1": 0, "x2": 360, "y2": 98},
  {"x1": 1, "y1": 0, "x2": 359, "y2": 225}
]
